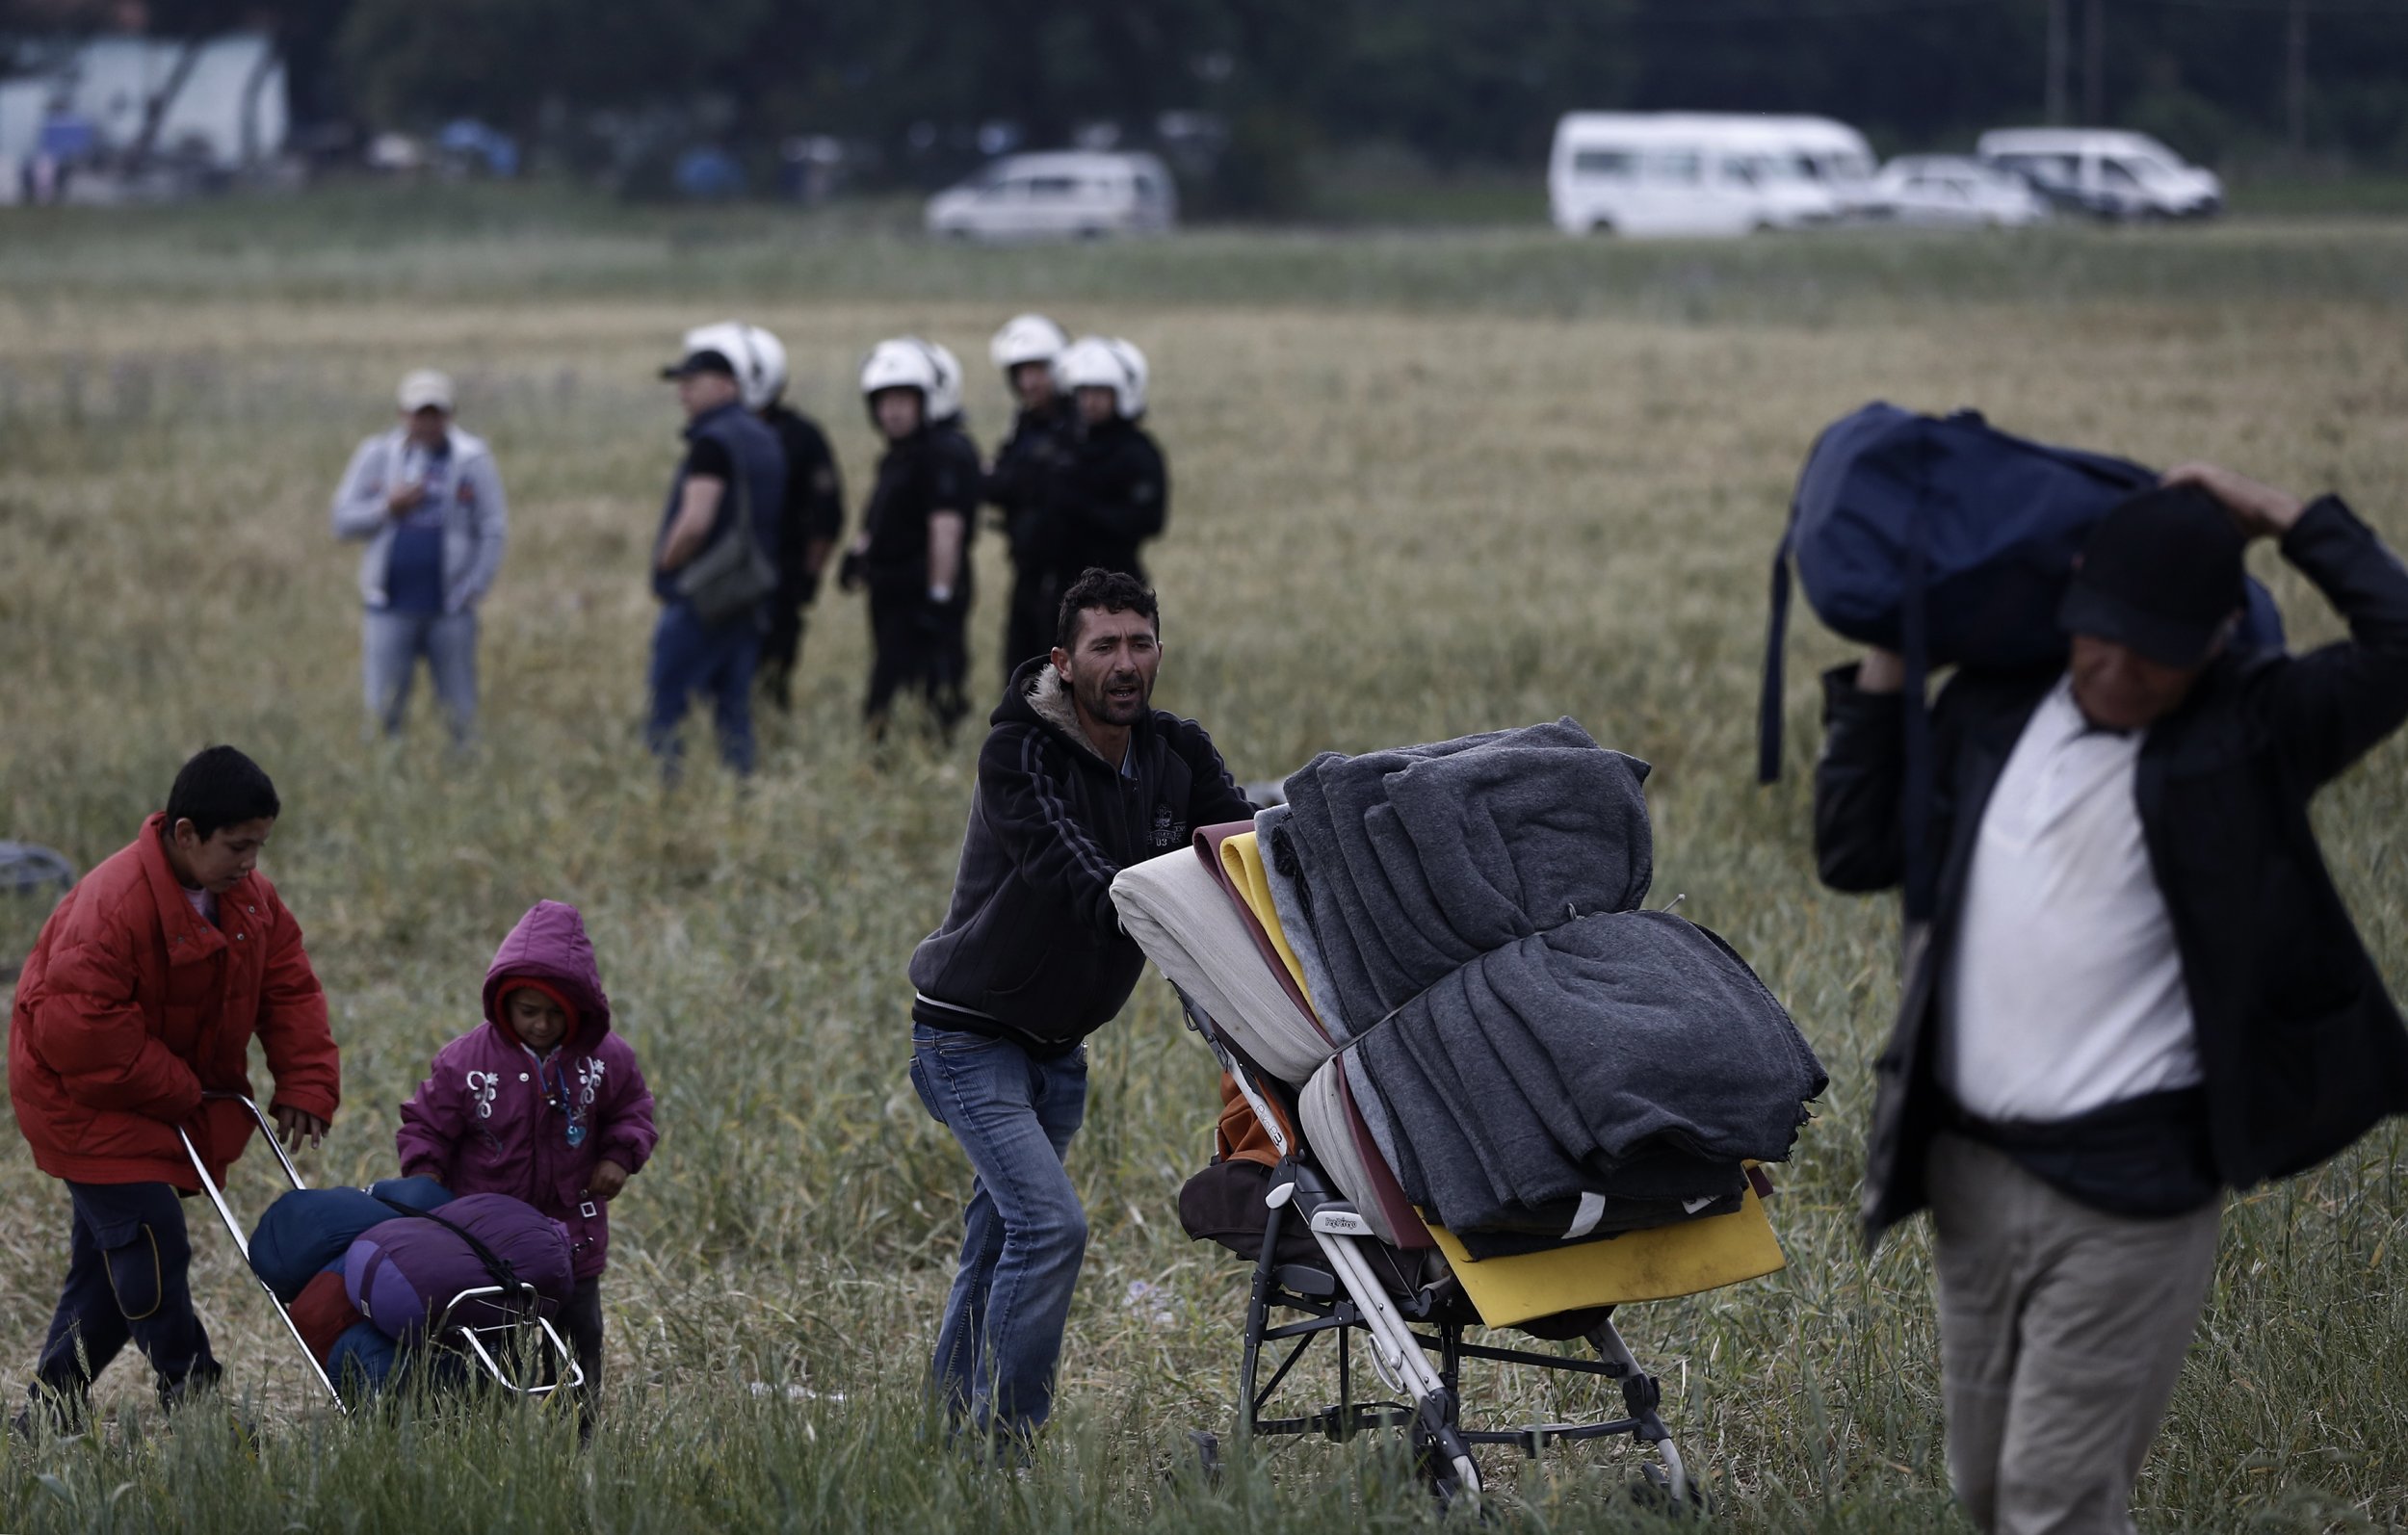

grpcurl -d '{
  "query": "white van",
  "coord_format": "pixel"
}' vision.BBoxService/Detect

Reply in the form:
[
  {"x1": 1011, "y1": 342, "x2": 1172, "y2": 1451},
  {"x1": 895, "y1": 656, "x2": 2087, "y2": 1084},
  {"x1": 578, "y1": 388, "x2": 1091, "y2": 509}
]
[
  {"x1": 1975, "y1": 128, "x2": 2221, "y2": 220},
  {"x1": 925, "y1": 151, "x2": 1177, "y2": 242},
  {"x1": 1548, "y1": 114, "x2": 1872, "y2": 237},
  {"x1": 1758, "y1": 115, "x2": 1881, "y2": 217}
]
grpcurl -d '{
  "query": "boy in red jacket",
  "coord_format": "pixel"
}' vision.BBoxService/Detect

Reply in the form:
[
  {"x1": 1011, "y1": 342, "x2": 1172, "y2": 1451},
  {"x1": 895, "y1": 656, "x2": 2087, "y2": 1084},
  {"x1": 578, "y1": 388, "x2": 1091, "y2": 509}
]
[{"x1": 9, "y1": 746, "x2": 340, "y2": 1432}]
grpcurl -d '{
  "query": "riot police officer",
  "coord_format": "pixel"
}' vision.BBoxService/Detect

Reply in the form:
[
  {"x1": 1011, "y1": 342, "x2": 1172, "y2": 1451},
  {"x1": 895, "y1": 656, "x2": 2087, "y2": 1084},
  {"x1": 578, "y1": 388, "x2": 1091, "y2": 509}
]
[
  {"x1": 839, "y1": 338, "x2": 981, "y2": 743},
  {"x1": 984, "y1": 314, "x2": 1079, "y2": 687},
  {"x1": 1053, "y1": 336, "x2": 1167, "y2": 586}
]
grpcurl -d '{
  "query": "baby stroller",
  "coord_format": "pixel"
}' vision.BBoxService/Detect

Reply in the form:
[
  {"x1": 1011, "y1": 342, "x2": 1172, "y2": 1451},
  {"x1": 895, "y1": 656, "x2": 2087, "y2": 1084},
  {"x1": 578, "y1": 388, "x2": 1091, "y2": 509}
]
[
  {"x1": 1116, "y1": 812, "x2": 1802, "y2": 1510},
  {"x1": 180, "y1": 1093, "x2": 583, "y2": 1413}
]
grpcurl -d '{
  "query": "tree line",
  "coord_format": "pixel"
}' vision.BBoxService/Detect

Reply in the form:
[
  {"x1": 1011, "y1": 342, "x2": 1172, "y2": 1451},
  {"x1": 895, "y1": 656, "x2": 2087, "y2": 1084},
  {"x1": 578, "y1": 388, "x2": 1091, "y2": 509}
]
[{"x1": 13, "y1": 0, "x2": 2408, "y2": 205}]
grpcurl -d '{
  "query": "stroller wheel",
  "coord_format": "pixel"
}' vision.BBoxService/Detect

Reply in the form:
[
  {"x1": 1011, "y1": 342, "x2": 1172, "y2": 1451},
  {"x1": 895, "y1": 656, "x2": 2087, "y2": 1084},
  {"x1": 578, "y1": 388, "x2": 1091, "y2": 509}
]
[
  {"x1": 1409, "y1": 1419, "x2": 1481, "y2": 1510},
  {"x1": 1630, "y1": 1457, "x2": 1709, "y2": 1517}
]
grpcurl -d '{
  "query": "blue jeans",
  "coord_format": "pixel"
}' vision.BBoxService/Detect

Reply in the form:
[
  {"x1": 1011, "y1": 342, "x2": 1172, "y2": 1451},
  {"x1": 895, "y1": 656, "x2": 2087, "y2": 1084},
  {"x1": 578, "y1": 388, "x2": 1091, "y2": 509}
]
[
  {"x1": 646, "y1": 602, "x2": 761, "y2": 777},
  {"x1": 908, "y1": 1024, "x2": 1088, "y2": 1441},
  {"x1": 30, "y1": 1182, "x2": 219, "y2": 1417},
  {"x1": 363, "y1": 608, "x2": 479, "y2": 743}
]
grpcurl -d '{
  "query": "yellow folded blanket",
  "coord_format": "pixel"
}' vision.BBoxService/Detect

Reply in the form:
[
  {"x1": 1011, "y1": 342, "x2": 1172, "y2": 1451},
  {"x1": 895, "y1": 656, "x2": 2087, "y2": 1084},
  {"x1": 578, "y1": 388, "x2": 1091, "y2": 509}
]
[
  {"x1": 1219, "y1": 831, "x2": 1318, "y2": 1010},
  {"x1": 1426, "y1": 1192, "x2": 1786, "y2": 1325}
]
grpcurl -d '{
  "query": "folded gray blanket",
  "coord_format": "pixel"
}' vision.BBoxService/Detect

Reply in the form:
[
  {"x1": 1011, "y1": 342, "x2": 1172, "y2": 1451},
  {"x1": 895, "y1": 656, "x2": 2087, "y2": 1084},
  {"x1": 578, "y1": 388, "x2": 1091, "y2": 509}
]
[
  {"x1": 1281, "y1": 720, "x2": 1654, "y2": 1031},
  {"x1": 1275, "y1": 720, "x2": 1823, "y2": 1239},
  {"x1": 1353, "y1": 910, "x2": 1823, "y2": 1233}
]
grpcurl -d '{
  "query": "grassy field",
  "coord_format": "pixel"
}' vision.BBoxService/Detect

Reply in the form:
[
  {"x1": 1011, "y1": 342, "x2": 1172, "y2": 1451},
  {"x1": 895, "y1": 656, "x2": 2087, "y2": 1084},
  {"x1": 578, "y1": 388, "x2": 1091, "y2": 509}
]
[{"x1": 2, "y1": 193, "x2": 2406, "y2": 1532}]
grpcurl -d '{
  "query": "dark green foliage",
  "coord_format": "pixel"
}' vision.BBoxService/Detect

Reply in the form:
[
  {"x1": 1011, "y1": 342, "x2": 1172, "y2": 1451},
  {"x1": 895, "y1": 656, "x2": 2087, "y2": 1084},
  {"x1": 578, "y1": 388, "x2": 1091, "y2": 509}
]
[{"x1": 16, "y1": 0, "x2": 2408, "y2": 206}]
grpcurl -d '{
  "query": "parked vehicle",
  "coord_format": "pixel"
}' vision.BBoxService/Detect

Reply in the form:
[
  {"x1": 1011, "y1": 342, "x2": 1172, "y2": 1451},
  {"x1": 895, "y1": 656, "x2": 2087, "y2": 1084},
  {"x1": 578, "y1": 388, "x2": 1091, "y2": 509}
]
[
  {"x1": 925, "y1": 151, "x2": 1177, "y2": 242},
  {"x1": 1870, "y1": 155, "x2": 2050, "y2": 227},
  {"x1": 1766, "y1": 115, "x2": 1882, "y2": 218},
  {"x1": 1548, "y1": 114, "x2": 1871, "y2": 237},
  {"x1": 1975, "y1": 128, "x2": 2221, "y2": 221}
]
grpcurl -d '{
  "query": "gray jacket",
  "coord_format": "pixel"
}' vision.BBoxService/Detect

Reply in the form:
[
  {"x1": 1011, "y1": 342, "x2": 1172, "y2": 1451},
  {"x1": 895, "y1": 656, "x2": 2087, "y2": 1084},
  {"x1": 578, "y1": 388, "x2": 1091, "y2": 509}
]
[{"x1": 330, "y1": 425, "x2": 509, "y2": 613}]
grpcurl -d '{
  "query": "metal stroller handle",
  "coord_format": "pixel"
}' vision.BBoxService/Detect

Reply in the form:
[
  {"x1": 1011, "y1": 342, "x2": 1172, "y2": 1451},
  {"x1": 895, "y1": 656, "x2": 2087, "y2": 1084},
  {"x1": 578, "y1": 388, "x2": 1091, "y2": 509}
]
[{"x1": 178, "y1": 1092, "x2": 347, "y2": 1413}]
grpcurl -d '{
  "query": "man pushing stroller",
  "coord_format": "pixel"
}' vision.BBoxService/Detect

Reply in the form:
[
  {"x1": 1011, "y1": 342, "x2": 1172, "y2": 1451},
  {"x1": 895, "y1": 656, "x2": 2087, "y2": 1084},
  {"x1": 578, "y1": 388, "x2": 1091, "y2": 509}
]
[{"x1": 906, "y1": 569, "x2": 1252, "y2": 1450}]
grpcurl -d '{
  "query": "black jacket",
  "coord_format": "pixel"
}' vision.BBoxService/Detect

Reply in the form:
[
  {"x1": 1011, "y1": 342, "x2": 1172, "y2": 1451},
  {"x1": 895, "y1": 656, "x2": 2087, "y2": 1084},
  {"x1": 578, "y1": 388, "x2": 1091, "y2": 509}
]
[
  {"x1": 861, "y1": 424, "x2": 981, "y2": 595},
  {"x1": 1054, "y1": 418, "x2": 1167, "y2": 583},
  {"x1": 1815, "y1": 496, "x2": 2408, "y2": 1246},
  {"x1": 910, "y1": 657, "x2": 1253, "y2": 1053},
  {"x1": 985, "y1": 399, "x2": 1078, "y2": 569},
  {"x1": 762, "y1": 403, "x2": 844, "y2": 609}
]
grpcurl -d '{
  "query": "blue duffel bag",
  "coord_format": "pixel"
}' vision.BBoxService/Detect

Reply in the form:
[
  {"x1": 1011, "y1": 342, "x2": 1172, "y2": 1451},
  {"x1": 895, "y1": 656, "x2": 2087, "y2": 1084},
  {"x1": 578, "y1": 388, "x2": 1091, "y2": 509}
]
[
  {"x1": 249, "y1": 1177, "x2": 455, "y2": 1302},
  {"x1": 1759, "y1": 403, "x2": 2282, "y2": 912}
]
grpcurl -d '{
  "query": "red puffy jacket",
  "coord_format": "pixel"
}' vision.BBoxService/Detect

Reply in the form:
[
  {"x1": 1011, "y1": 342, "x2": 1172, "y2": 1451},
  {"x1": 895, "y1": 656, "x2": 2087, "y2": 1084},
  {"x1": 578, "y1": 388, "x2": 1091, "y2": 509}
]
[{"x1": 8, "y1": 814, "x2": 341, "y2": 1188}]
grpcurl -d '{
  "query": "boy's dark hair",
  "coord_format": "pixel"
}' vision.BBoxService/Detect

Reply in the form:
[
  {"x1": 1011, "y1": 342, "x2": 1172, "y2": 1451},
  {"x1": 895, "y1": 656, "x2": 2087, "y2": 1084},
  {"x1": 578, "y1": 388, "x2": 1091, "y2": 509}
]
[
  {"x1": 1055, "y1": 568, "x2": 1161, "y2": 652},
  {"x1": 165, "y1": 745, "x2": 280, "y2": 841}
]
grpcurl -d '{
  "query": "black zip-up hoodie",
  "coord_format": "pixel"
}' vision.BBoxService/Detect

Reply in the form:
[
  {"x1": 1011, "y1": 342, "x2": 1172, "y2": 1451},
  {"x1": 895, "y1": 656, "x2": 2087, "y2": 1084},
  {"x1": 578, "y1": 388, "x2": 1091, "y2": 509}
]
[{"x1": 910, "y1": 656, "x2": 1253, "y2": 1054}]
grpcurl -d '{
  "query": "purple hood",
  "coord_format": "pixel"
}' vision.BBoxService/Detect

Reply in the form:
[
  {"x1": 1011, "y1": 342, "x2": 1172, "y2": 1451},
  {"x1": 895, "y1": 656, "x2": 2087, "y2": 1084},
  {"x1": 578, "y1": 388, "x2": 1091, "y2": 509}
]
[{"x1": 484, "y1": 899, "x2": 613, "y2": 1051}]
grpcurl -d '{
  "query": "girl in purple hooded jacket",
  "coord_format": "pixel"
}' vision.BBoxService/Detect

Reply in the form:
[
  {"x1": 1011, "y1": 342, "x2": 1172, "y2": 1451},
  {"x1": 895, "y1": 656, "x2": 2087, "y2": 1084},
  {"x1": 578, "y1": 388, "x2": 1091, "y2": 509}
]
[{"x1": 396, "y1": 900, "x2": 657, "y2": 1406}]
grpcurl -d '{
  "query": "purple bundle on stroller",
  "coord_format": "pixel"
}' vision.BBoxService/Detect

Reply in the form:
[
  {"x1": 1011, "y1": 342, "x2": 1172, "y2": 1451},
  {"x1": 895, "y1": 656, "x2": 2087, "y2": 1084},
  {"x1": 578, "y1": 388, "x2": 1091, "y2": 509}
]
[
  {"x1": 187, "y1": 1094, "x2": 588, "y2": 1414},
  {"x1": 345, "y1": 1194, "x2": 576, "y2": 1342}
]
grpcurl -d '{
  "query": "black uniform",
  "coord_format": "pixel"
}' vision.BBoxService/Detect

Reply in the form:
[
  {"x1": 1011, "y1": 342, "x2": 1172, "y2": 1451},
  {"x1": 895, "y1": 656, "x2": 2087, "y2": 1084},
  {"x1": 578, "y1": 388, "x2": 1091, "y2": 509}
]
[
  {"x1": 1055, "y1": 416, "x2": 1168, "y2": 587},
  {"x1": 985, "y1": 397, "x2": 1080, "y2": 685},
  {"x1": 758, "y1": 402, "x2": 846, "y2": 710},
  {"x1": 858, "y1": 420, "x2": 981, "y2": 734}
]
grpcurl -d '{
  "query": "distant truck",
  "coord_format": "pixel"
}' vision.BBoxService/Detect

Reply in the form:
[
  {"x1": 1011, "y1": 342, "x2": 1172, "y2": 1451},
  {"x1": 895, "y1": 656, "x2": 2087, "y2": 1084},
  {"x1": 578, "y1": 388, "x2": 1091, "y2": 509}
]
[
  {"x1": 925, "y1": 151, "x2": 1177, "y2": 242},
  {"x1": 1548, "y1": 113, "x2": 1876, "y2": 237},
  {"x1": 1975, "y1": 128, "x2": 2222, "y2": 221}
]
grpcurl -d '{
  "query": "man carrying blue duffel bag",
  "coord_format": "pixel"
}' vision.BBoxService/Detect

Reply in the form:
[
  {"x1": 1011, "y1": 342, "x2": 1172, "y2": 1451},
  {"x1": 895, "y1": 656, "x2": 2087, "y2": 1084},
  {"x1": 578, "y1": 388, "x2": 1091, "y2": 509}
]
[{"x1": 1814, "y1": 461, "x2": 2408, "y2": 1535}]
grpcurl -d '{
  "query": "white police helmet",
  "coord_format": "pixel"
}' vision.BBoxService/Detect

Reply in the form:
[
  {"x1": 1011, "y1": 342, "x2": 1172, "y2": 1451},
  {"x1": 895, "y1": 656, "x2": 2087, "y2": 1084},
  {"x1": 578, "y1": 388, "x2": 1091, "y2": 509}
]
[
  {"x1": 1056, "y1": 335, "x2": 1149, "y2": 419},
  {"x1": 922, "y1": 338, "x2": 966, "y2": 423},
  {"x1": 738, "y1": 325, "x2": 789, "y2": 411},
  {"x1": 681, "y1": 322, "x2": 758, "y2": 393},
  {"x1": 989, "y1": 313, "x2": 1069, "y2": 375},
  {"x1": 859, "y1": 337, "x2": 941, "y2": 400}
]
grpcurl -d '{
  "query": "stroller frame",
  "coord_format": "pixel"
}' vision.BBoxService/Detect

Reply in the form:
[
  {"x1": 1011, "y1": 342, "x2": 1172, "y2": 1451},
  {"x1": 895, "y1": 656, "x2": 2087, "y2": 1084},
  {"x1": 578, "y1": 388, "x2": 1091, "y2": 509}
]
[
  {"x1": 179, "y1": 1092, "x2": 584, "y2": 1412},
  {"x1": 1190, "y1": 1011, "x2": 1692, "y2": 1508}
]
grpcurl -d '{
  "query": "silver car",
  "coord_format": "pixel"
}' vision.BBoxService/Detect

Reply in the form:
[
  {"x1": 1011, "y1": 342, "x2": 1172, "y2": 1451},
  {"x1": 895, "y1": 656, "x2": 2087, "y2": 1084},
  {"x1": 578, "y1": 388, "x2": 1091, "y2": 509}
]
[
  {"x1": 926, "y1": 151, "x2": 1178, "y2": 243},
  {"x1": 1870, "y1": 156, "x2": 2051, "y2": 228}
]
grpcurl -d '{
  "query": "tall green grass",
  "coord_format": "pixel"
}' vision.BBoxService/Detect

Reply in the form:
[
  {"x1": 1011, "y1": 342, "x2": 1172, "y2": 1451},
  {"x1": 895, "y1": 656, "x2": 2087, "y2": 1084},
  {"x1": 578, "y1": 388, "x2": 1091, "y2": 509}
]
[{"x1": 1, "y1": 206, "x2": 2404, "y2": 1531}]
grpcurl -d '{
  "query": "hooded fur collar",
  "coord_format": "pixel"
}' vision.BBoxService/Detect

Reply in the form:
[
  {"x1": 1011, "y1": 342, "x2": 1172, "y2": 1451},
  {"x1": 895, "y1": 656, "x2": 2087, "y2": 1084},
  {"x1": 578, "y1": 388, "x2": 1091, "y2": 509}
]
[{"x1": 1027, "y1": 663, "x2": 1114, "y2": 765}]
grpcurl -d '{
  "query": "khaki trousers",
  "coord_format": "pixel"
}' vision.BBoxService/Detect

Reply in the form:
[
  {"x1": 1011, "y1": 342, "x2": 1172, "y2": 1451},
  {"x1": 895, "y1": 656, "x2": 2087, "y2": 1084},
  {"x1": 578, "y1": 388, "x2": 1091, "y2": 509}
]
[{"x1": 1926, "y1": 1133, "x2": 2221, "y2": 1535}]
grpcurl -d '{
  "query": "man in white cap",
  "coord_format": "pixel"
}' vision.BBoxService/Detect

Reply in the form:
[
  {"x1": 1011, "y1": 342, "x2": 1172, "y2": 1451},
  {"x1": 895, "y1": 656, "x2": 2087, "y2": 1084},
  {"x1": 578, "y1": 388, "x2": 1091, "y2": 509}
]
[{"x1": 330, "y1": 370, "x2": 510, "y2": 745}]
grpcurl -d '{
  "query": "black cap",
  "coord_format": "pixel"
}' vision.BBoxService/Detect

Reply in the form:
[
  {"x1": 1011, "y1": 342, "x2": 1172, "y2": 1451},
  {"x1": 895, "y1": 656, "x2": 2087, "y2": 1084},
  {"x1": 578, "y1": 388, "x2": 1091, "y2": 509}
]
[
  {"x1": 2057, "y1": 483, "x2": 2245, "y2": 667},
  {"x1": 660, "y1": 349, "x2": 736, "y2": 380}
]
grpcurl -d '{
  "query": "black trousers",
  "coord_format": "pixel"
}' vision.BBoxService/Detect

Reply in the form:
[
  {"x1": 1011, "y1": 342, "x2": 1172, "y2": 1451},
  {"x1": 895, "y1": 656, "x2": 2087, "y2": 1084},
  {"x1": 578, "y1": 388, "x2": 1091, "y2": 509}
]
[
  {"x1": 30, "y1": 1182, "x2": 219, "y2": 1417},
  {"x1": 865, "y1": 586, "x2": 968, "y2": 732},
  {"x1": 560, "y1": 1275, "x2": 604, "y2": 1418},
  {"x1": 760, "y1": 604, "x2": 807, "y2": 710}
]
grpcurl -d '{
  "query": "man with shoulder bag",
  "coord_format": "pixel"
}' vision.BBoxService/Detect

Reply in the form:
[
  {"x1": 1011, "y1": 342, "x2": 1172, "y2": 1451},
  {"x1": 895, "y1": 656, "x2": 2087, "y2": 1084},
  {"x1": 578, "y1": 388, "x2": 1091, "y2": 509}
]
[
  {"x1": 647, "y1": 343, "x2": 788, "y2": 778},
  {"x1": 1814, "y1": 463, "x2": 2408, "y2": 1534}
]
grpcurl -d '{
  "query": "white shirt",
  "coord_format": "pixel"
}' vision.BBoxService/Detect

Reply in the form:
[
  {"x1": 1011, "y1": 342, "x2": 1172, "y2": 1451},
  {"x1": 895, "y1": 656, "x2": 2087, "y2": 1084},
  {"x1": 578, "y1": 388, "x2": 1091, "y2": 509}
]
[
  {"x1": 181, "y1": 883, "x2": 217, "y2": 925},
  {"x1": 1941, "y1": 678, "x2": 2202, "y2": 1122}
]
